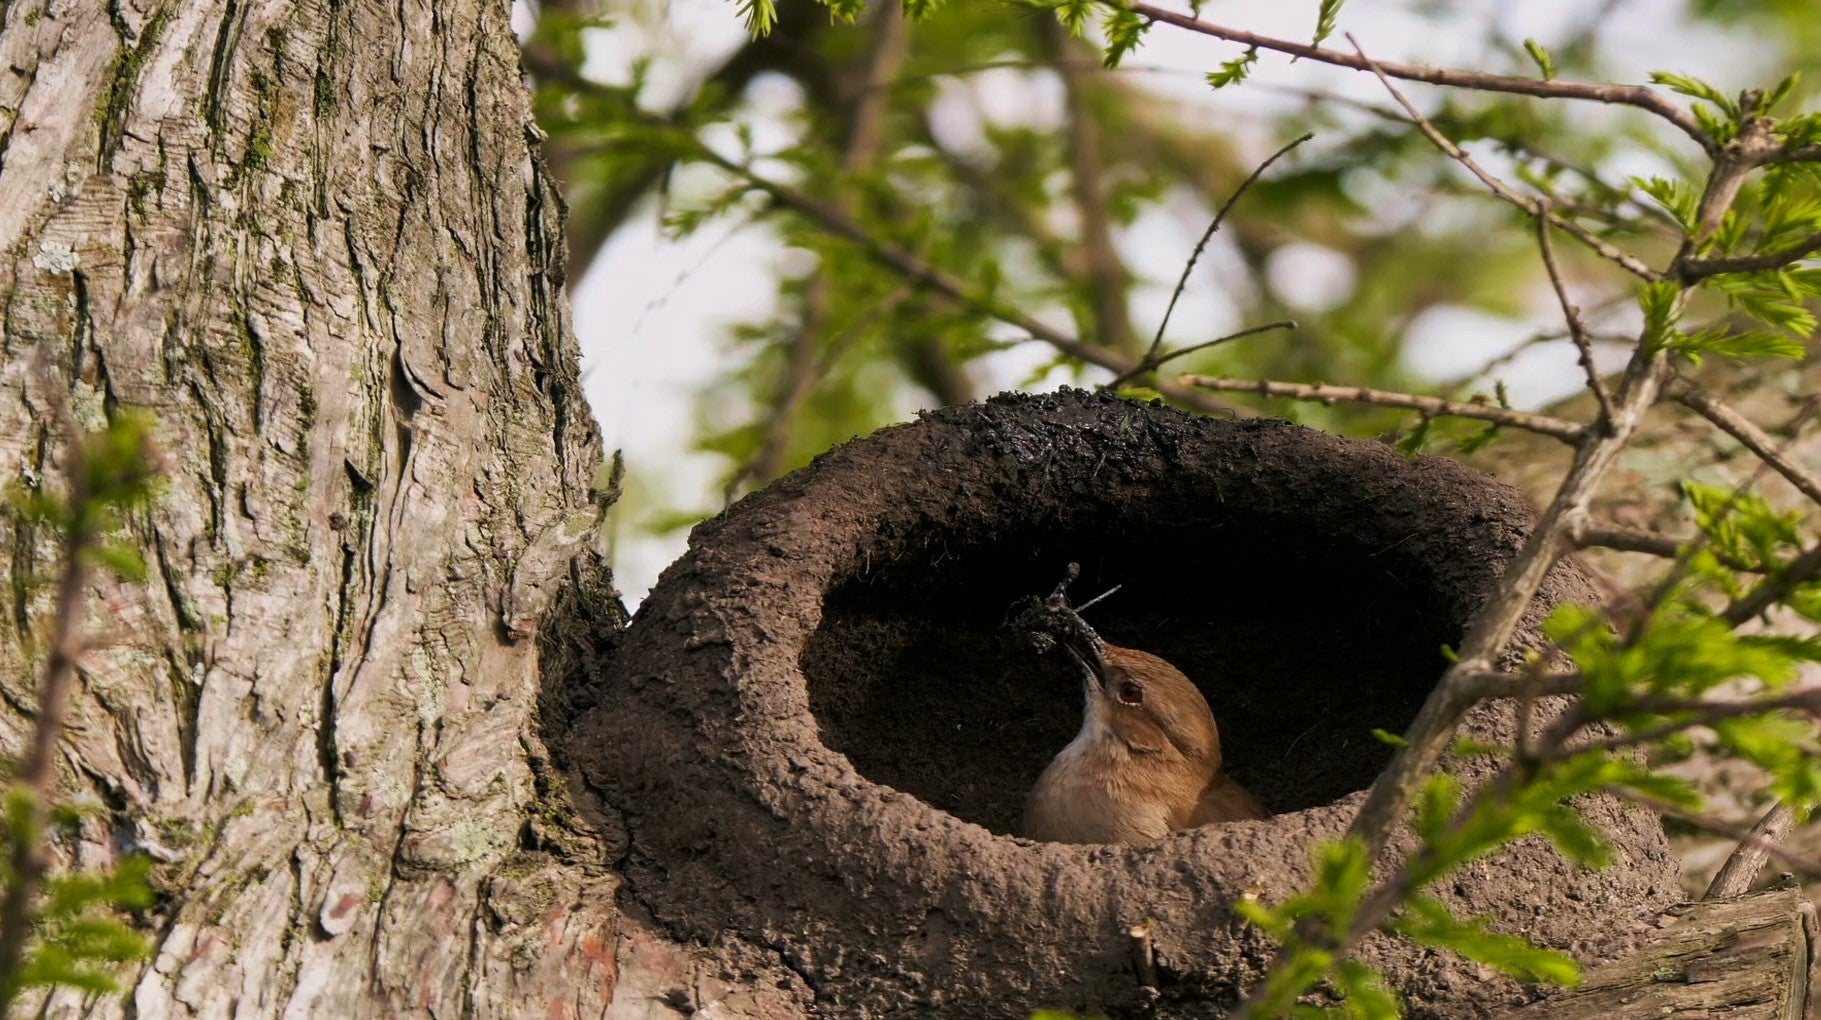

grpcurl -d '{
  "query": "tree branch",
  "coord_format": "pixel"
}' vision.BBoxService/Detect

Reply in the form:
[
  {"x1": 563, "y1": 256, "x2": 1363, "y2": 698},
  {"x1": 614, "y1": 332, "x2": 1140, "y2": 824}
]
[
  {"x1": 1634, "y1": 795, "x2": 1821, "y2": 882},
  {"x1": 1125, "y1": 132, "x2": 1313, "y2": 385},
  {"x1": 1121, "y1": 1, "x2": 1714, "y2": 151},
  {"x1": 1676, "y1": 229, "x2": 1821, "y2": 280},
  {"x1": 1706, "y1": 802, "x2": 1797, "y2": 900},
  {"x1": 1536, "y1": 204, "x2": 1616, "y2": 426},
  {"x1": 1345, "y1": 34, "x2": 1662, "y2": 282},
  {"x1": 1720, "y1": 540, "x2": 1821, "y2": 626},
  {"x1": 1667, "y1": 377, "x2": 1821, "y2": 508},
  {"x1": 1177, "y1": 375, "x2": 1587, "y2": 443}
]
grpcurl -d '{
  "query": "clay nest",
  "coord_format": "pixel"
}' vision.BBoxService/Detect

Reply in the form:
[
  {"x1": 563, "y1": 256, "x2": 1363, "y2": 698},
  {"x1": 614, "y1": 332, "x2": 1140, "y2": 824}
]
[{"x1": 564, "y1": 389, "x2": 1678, "y2": 1017}]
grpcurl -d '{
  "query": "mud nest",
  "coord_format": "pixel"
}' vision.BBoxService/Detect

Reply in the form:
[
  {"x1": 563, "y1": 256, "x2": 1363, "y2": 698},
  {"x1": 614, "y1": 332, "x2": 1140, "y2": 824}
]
[{"x1": 568, "y1": 389, "x2": 1677, "y2": 1018}]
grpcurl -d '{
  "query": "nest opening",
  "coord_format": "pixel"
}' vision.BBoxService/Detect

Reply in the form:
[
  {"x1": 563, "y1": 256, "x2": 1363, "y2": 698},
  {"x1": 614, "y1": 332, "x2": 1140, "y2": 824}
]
[{"x1": 802, "y1": 492, "x2": 1456, "y2": 836}]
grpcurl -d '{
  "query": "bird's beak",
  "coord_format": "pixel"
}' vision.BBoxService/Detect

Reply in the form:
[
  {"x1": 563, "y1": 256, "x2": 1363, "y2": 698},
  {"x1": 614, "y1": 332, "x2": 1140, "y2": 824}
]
[{"x1": 1056, "y1": 614, "x2": 1110, "y2": 692}]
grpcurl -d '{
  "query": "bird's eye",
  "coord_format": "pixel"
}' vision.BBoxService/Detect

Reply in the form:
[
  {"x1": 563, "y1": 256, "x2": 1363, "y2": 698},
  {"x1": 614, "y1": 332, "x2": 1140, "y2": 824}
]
[{"x1": 1116, "y1": 679, "x2": 1144, "y2": 705}]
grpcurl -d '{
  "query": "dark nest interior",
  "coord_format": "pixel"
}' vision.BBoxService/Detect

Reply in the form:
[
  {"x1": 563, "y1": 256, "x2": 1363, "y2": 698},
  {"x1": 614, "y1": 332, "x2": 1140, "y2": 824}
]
[{"x1": 802, "y1": 461, "x2": 1463, "y2": 836}]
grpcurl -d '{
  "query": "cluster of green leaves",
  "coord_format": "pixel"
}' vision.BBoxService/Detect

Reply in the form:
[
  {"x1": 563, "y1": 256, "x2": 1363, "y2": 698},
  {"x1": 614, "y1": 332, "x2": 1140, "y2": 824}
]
[
  {"x1": 2, "y1": 409, "x2": 163, "y2": 1007},
  {"x1": 1250, "y1": 450, "x2": 1821, "y2": 1014},
  {"x1": 1232, "y1": 839, "x2": 1400, "y2": 1018},
  {"x1": 1630, "y1": 72, "x2": 1821, "y2": 365},
  {"x1": 0, "y1": 799, "x2": 154, "y2": 1001},
  {"x1": 1546, "y1": 481, "x2": 1821, "y2": 814}
]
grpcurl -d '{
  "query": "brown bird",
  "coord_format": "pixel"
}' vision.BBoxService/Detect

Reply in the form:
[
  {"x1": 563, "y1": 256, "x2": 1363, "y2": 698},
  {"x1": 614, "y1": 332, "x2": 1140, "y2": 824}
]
[{"x1": 1019, "y1": 587, "x2": 1266, "y2": 844}]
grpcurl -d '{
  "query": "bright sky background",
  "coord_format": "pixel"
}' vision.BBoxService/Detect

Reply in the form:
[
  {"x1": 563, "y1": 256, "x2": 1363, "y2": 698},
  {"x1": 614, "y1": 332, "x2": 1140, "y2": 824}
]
[{"x1": 563, "y1": 0, "x2": 1761, "y2": 604}]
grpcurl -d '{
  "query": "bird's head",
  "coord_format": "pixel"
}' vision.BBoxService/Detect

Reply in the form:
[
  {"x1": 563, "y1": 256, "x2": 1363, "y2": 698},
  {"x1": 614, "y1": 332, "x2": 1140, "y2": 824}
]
[
  {"x1": 1015, "y1": 566, "x2": 1221, "y2": 767},
  {"x1": 1055, "y1": 627, "x2": 1221, "y2": 766}
]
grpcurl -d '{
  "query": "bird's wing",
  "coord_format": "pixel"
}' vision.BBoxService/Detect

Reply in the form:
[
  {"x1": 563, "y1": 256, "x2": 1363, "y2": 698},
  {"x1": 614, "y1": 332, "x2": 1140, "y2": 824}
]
[{"x1": 1191, "y1": 773, "x2": 1269, "y2": 824}]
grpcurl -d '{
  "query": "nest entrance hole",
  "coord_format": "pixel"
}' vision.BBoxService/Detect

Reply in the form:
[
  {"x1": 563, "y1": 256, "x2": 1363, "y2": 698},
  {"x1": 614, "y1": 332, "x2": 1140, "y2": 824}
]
[{"x1": 803, "y1": 516, "x2": 1456, "y2": 836}]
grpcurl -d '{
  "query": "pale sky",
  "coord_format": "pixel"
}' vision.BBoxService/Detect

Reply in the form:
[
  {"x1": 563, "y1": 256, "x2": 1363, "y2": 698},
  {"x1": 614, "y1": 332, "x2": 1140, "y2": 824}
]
[{"x1": 565, "y1": 0, "x2": 1760, "y2": 604}]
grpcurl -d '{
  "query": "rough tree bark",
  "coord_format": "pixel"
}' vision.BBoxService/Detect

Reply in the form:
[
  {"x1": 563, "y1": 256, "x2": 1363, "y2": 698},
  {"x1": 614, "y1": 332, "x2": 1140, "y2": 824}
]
[{"x1": 0, "y1": 0, "x2": 809, "y2": 1015}]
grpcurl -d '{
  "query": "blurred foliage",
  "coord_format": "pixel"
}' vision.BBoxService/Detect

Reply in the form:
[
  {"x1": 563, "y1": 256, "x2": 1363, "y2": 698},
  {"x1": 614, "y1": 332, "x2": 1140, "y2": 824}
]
[
  {"x1": 525, "y1": 0, "x2": 1813, "y2": 531},
  {"x1": 0, "y1": 410, "x2": 162, "y2": 1010}
]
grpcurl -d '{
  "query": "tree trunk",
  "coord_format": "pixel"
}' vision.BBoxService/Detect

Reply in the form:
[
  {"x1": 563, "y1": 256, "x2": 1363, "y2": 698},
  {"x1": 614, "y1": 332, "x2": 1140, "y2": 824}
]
[{"x1": 0, "y1": 0, "x2": 805, "y2": 1015}]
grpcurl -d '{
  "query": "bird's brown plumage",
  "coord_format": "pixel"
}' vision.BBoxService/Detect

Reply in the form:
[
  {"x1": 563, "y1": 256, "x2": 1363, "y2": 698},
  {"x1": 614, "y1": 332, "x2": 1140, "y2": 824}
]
[{"x1": 1022, "y1": 643, "x2": 1266, "y2": 844}]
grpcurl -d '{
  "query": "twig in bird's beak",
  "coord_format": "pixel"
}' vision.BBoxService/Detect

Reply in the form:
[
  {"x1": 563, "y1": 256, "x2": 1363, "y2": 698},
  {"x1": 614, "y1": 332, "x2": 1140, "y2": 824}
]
[{"x1": 1013, "y1": 563, "x2": 1114, "y2": 688}]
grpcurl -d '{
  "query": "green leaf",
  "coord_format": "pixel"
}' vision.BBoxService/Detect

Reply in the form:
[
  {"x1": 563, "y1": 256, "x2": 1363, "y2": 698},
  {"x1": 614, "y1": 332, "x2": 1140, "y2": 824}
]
[
  {"x1": 1313, "y1": 0, "x2": 1344, "y2": 48},
  {"x1": 1618, "y1": 771, "x2": 1703, "y2": 812},
  {"x1": 1649, "y1": 71, "x2": 1739, "y2": 117},
  {"x1": 1371, "y1": 728, "x2": 1409, "y2": 748},
  {"x1": 1394, "y1": 896, "x2": 1581, "y2": 985},
  {"x1": 1206, "y1": 48, "x2": 1258, "y2": 90},
  {"x1": 82, "y1": 543, "x2": 147, "y2": 582},
  {"x1": 1535, "y1": 804, "x2": 1613, "y2": 868},
  {"x1": 1634, "y1": 176, "x2": 1699, "y2": 234},
  {"x1": 736, "y1": 0, "x2": 777, "y2": 35},
  {"x1": 1666, "y1": 328, "x2": 1807, "y2": 363},
  {"x1": 1764, "y1": 72, "x2": 1801, "y2": 113},
  {"x1": 1413, "y1": 774, "x2": 1463, "y2": 844},
  {"x1": 1331, "y1": 959, "x2": 1402, "y2": 1018},
  {"x1": 1054, "y1": 0, "x2": 1093, "y2": 35},
  {"x1": 1522, "y1": 39, "x2": 1556, "y2": 81},
  {"x1": 1101, "y1": 8, "x2": 1150, "y2": 68},
  {"x1": 1636, "y1": 280, "x2": 1683, "y2": 354},
  {"x1": 1395, "y1": 417, "x2": 1433, "y2": 457}
]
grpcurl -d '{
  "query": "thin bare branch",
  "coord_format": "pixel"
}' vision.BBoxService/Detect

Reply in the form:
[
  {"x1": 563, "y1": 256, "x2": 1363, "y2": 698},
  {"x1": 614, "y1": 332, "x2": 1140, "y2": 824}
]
[
  {"x1": 1178, "y1": 375, "x2": 1587, "y2": 443},
  {"x1": 1345, "y1": 34, "x2": 1661, "y2": 282},
  {"x1": 689, "y1": 145, "x2": 1241, "y2": 416},
  {"x1": 1456, "y1": 667, "x2": 1585, "y2": 702},
  {"x1": 1668, "y1": 377, "x2": 1821, "y2": 508},
  {"x1": 1108, "y1": 320, "x2": 1297, "y2": 390},
  {"x1": 1121, "y1": 1, "x2": 1713, "y2": 150},
  {"x1": 1338, "y1": 351, "x2": 1673, "y2": 865},
  {"x1": 1134, "y1": 132, "x2": 1314, "y2": 378},
  {"x1": 1536, "y1": 204, "x2": 1615, "y2": 426},
  {"x1": 1568, "y1": 517, "x2": 1770, "y2": 574},
  {"x1": 1677, "y1": 230, "x2": 1821, "y2": 279},
  {"x1": 1049, "y1": 21, "x2": 1140, "y2": 358},
  {"x1": 1706, "y1": 803, "x2": 1797, "y2": 900}
]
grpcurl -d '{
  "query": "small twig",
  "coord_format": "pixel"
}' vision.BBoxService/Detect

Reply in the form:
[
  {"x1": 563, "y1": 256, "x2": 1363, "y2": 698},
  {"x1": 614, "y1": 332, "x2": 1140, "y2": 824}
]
[
  {"x1": 1128, "y1": 132, "x2": 1314, "y2": 382},
  {"x1": 1108, "y1": 320, "x2": 1298, "y2": 390},
  {"x1": 1455, "y1": 667, "x2": 1585, "y2": 703},
  {"x1": 1535, "y1": 204, "x2": 1616, "y2": 427},
  {"x1": 1567, "y1": 517, "x2": 1768, "y2": 574},
  {"x1": 1720, "y1": 540, "x2": 1821, "y2": 626},
  {"x1": 1678, "y1": 229, "x2": 1821, "y2": 280},
  {"x1": 1706, "y1": 803, "x2": 1797, "y2": 901},
  {"x1": 1668, "y1": 377, "x2": 1821, "y2": 508},
  {"x1": 686, "y1": 144, "x2": 1241, "y2": 417},
  {"x1": 1345, "y1": 34, "x2": 1660, "y2": 282},
  {"x1": 1177, "y1": 375, "x2": 1587, "y2": 443},
  {"x1": 1119, "y1": 1, "x2": 1713, "y2": 150}
]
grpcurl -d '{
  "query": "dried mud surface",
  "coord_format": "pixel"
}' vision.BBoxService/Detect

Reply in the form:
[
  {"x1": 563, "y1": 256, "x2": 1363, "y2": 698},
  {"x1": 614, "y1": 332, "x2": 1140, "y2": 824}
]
[{"x1": 567, "y1": 389, "x2": 1680, "y2": 1017}]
